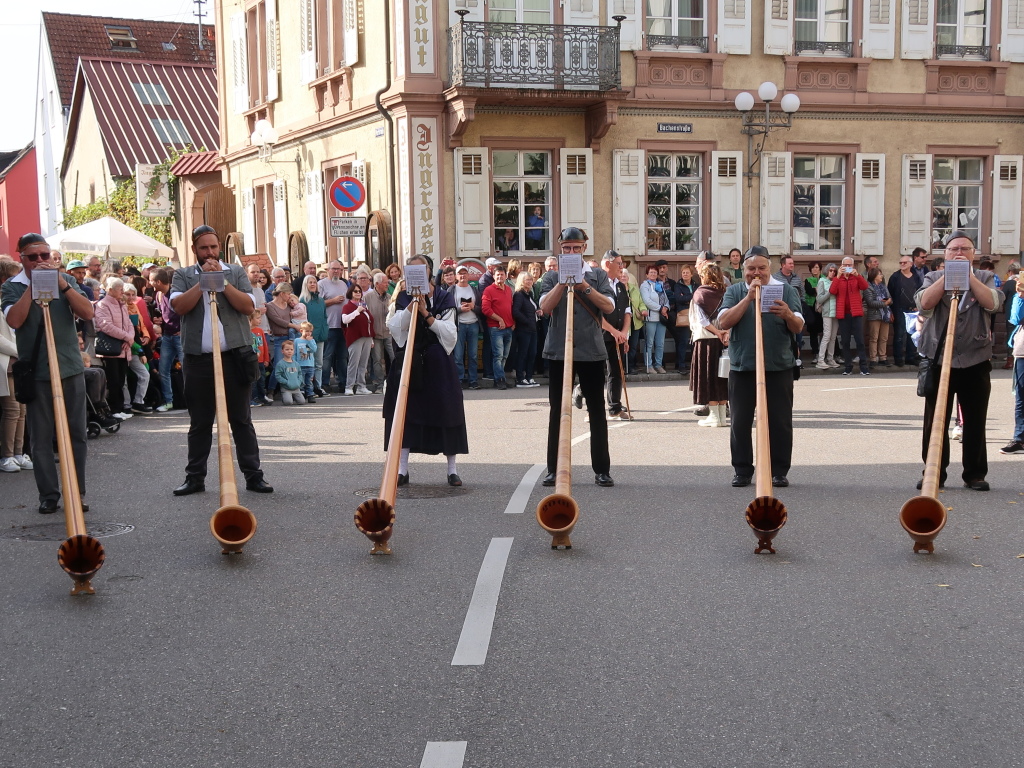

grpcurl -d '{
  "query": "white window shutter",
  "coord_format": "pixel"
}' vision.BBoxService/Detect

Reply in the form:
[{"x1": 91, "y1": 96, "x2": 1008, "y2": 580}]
[
  {"x1": 764, "y1": 0, "x2": 793, "y2": 55},
  {"x1": 567, "y1": 0, "x2": 601, "y2": 25},
  {"x1": 760, "y1": 152, "x2": 792, "y2": 254},
  {"x1": 1002, "y1": 0, "x2": 1024, "y2": 62},
  {"x1": 991, "y1": 156, "x2": 1023, "y2": 254},
  {"x1": 901, "y1": 0, "x2": 934, "y2": 59},
  {"x1": 711, "y1": 151, "x2": 744, "y2": 253},
  {"x1": 343, "y1": 0, "x2": 359, "y2": 67},
  {"x1": 241, "y1": 188, "x2": 257, "y2": 254},
  {"x1": 560, "y1": 149, "x2": 595, "y2": 256},
  {"x1": 608, "y1": 0, "x2": 643, "y2": 50},
  {"x1": 612, "y1": 149, "x2": 646, "y2": 255},
  {"x1": 299, "y1": 0, "x2": 317, "y2": 84},
  {"x1": 854, "y1": 154, "x2": 886, "y2": 256},
  {"x1": 900, "y1": 154, "x2": 932, "y2": 255},
  {"x1": 449, "y1": 0, "x2": 483, "y2": 26},
  {"x1": 718, "y1": 0, "x2": 752, "y2": 55},
  {"x1": 231, "y1": 13, "x2": 249, "y2": 114},
  {"x1": 862, "y1": 0, "x2": 895, "y2": 58},
  {"x1": 455, "y1": 147, "x2": 490, "y2": 259},
  {"x1": 266, "y1": 0, "x2": 280, "y2": 102},
  {"x1": 305, "y1": 171, "x2": 326, "y2": 262},
  {"x1": 351, "y1": 160, "x2": 369, "y2": 262},
  {"x1": 273, "y1": 180, "x2": 288, "y2": 264}
]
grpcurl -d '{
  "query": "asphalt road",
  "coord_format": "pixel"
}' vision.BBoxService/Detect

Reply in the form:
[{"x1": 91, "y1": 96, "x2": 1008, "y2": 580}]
[{"x1": 2, "y1": 367, "x2": 1023, "y2": 768}]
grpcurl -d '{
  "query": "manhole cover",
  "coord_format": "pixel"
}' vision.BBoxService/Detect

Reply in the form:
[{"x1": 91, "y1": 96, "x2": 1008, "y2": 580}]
[
  {"x1": 1, "y1": 522, "x2": 135, "y2": 542},
  {"x1": 354, "y1": 486, "x2": 471, "y2": 499}
]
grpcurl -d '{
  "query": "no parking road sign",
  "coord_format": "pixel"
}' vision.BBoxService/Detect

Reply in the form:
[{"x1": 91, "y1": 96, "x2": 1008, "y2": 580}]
[{"x1": 328, "y1": 176, "x2": 366, "y2": 212}]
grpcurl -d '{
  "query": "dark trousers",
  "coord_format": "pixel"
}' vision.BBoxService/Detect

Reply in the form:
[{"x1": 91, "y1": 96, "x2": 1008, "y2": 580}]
[
  {"x1": 514, "y1": 328, "x2": 537, "y2": 383},
  {"x1": 322, "y1": 327, "x2": 349, "y2": 392},
  {"x1": 838, "y1": 315, "x2": 868, "y2": 373},
  {"x1": 922, "y1": 360, "x2": 991, "y2": 484},
  {"x1": 603, "y1": 333, "x2": 625, "y2": 414},
  {"x1": 728, "y1": 368, "x2": 794, "y2": 478},
  {"x1": 670, "y1": 324, "x2": 692, "y2": 369},
  {"x1": 892, "y1": 308, "x2": 919, "y2": 365},
  {"x1": 102, "y1": 357, "x2": 128, "y2": 414},
  {"x1": 29, "y1": 373, "x2": 87, "y2": 504},
  {"x1": 547, "y1": 359, "x2": 610, "y2": 475},
  {"x1": 183, "y1": 353, "x2": 263, "y2": 483},
  {"x1": 627, "y1": 326, "x2": 642, "y2": 374},
  {"x1": 481, "y1": 325, "x2": 493, "y2": 378}
]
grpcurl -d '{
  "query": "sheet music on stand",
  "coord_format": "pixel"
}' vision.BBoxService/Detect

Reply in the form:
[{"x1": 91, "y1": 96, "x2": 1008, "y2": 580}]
[
  {"x1": 759, "y1": 283, "x2": 784, "y2": 313},
  {"x1": 557, "y1": 254, "x2": 585, "y2": 285},
  {"x1": 199, "y1": 271, "x2": 226, "y2": 292},
  {"x1": 404, "y1": 264, "x2": 430, "y2": 295},
  {"x1": 943, "y1": 260, "x2": 971, "y2": 292},
  {"x1": 31, "y1": 269, "x2": 59, "y2": 302}
]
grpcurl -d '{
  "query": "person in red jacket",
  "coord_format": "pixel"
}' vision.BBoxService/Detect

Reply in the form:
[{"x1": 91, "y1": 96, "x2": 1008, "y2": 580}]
[
  {"x1": 481, "y1": 266, "x2": 515, "y2": 390},
  {"x1": 829, "y1": 256, "x2": 870, "y2": 376}
]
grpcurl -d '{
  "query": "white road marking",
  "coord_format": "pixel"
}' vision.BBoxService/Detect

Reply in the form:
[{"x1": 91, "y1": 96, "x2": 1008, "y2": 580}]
[
  {"x1": 570, "y1": 432, "x2": 591, "y2": 446},
  {"x1": 451, "y1": 537, "x2": 514, "y2": 666},
  {"x1": 658, "y1": 406, "x2": 695, "y2": 415},
  {"x1": 819, "y1": 384, "x2": 917, "y2": 392},
  {"x1": 504, "y1": 464, "x2": 545, "y2": 514},
  {"x1": 420, "y1": 741, "x2": 468, "y2": 767}
]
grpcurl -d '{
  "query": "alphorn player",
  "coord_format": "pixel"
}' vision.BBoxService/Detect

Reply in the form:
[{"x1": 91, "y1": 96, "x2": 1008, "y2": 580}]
[
  {"x1": 538, "y1": 227, "x2": 616, "y2": 488},
  {"x1": 169, "y1": 225, "x2": 273, "y2": 496},
  {"x1": 2, "y1": 233, "x2": 95, "y2": 515},
  {"x1": 717, "y1": 246, "x2": 804, "y2": 489},
  {"x1": 384, "y1": 254, "x2": 468, "y2": 487},
  {"x1": 914, "y1": 229, "x2": 1002, "y2": 492}
]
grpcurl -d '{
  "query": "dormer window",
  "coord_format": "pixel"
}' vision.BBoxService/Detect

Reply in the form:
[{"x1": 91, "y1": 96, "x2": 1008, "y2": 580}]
[{"x1": 105, "y1": 26, "x2": 138, "y2": 49}]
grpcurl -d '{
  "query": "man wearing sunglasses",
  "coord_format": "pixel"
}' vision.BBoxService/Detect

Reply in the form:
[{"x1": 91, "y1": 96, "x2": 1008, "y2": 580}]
[{"x1": 1, "y1": 233, "x2": 95, "y2": 515}]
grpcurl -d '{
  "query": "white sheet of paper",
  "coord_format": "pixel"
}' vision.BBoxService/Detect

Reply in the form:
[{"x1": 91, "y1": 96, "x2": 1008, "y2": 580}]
[
  {"x1": 31, "y1": 269, "x2": 59, "y2": 301},
  {"x1": 557, "y1": 254, "x2": 585, "y2": 284},
  {"x1": 404, "y1": 264, "x2": 430, "y2": 295},
  {"x1": 943, "y1": 260, "x2": 971, "y2": 292},
  {"x1": 199, "y1": 271, "x2": 226, "y2": 292},
  {"x1": 759, "y1": 283, "x2": 784, "y2": 313}
]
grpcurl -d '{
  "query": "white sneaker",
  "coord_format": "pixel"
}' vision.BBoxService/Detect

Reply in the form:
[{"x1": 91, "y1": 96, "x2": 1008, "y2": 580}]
[
  {"x1": 14, "y1": 454, "x2": 33, "y2": 470},
  {"x1": 155, "y1": 403, "x2": 173, "y2": 413},
  {"x1": 815, "y1": 361, "x2": 830, "y2": 370},
  {"x1": 0, "y1": 457, "x2": 20, "y2": 473},
  {"x1": 113, "y1": 412, "x2": 133, "y2": 420},
  {"x1": 526, "y1": 379, "x2": 540, "y2": 387},
  {"x1": 354, "y1": 385, "x2": 372, "y2": 395}
]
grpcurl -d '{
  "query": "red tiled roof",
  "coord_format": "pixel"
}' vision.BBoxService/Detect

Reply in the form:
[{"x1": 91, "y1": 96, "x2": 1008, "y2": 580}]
[
  {"x1": 65, "y1": 58, "x2": 218, "y2": 178},
  {"x1": 170, "y1": 150, "x2": 221, "y2": 177},
  {"x1": 239, "y1": 253, "x2": 274, "y2": 272},
  {"x1": 42, "y1": 12, "x2": 216, "y2": 106}
]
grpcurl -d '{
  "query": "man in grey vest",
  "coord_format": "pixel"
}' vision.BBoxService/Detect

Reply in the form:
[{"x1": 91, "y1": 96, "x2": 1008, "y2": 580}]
[{"x1": 169, "y1": 226, "x2": 272, "y2": 496}]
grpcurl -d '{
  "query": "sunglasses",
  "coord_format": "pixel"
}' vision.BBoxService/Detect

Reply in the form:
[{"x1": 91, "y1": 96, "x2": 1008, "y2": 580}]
[{"x1": 22, "y1": 252, "x2": 52, "y2": 263}]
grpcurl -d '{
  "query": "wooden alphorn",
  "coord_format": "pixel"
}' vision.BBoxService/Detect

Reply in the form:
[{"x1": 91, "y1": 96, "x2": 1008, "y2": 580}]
[
  {"x1": 207, "y1": 292, "x2": 258, "y2": 554},
  {"x1": 899, "y1": 291, "x2": 958, "y2": 553},
  {"x1": 536, "y1": 280, "x2": 580, "y2": 549},
  {"x1": 354, "y1": 293, "x2": 421, "y2": 555},
  {"x1": 744, "y1": 284, "x2": 788, "y2": 554}
]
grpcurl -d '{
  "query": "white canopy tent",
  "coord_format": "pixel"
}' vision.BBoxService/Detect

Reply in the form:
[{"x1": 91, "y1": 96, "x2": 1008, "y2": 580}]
[{"x1": 46, "y1": 217, "x2": 174, "y2": 261}]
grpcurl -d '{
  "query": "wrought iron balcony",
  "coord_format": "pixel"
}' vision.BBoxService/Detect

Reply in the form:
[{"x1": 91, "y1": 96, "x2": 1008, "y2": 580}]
[
  {"x1": 448, "y1": 19, "x2": 621, "y2": 91},
  {"x1": 936, "y1": 43, "x2": 991, "y2": 60},
  {"x1": 794, "y1": 39, "x2": 853, "y2": 56},
  {"x1": 645, "y1": 34, "x2": 709, "y2": 52}
]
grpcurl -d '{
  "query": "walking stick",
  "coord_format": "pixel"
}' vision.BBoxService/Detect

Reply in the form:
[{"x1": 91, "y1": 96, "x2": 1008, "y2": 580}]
[{"x1": 615, "y1": 339, "x2": 633, "y2": 420}]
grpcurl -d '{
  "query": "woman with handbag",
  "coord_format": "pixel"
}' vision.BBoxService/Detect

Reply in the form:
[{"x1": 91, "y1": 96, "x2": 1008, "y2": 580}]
[
  {"x1": 94, "y1": 277, "x2": 136, "y2": 419},
  {"x1": 865, "y1": 267, "x2": 894, "y2": 368},
  {"x1": 803, "y1": 262, "x2": 824, "y2": 360},
  {"x1": 639, "y1": 265, "x2": 668, "y2": 374},
  {"x1": 689, "y1": 261, "x2": 730, "y2": 427},
  {"x1": 670, "y1": 264, "x2": 698, "y2": 374},
  {"x1": 815, "y1": 263, "x2": 840, "y2": 369},
  {"x1": 122, "y1": 283, "x2": 153, "y2": 413}
]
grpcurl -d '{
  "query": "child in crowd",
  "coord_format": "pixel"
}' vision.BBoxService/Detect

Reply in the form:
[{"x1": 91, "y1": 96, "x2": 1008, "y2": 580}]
[
  {"x1": 294, "y1": 321, "x2": 318, "y2": 403},
  {"x1": 274, "y1": 340, "x2": 306, "y2": 405},
  {"x1": 250, "y1": 311, "x2": 270, "y2": 407}
]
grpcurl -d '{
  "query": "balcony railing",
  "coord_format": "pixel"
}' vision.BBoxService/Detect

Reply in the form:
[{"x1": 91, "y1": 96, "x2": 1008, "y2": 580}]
[
  {"x1": 936, "y1": 43, "x2": 992, "y2": 60},
  {"x1": 448, "y1": 19, "x2": 621, "y2": 91},
  {"x1": 794, "y1": 39, "x2": 853, "y2": 56},
  {"x1": 645, "y1": 34, "x2": 709, "y2": 52}
]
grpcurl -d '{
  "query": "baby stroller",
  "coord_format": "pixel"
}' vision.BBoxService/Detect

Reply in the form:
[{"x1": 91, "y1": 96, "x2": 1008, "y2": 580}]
[{"x1": 84, "y1": 367, "x2": 121, "y2": 439}]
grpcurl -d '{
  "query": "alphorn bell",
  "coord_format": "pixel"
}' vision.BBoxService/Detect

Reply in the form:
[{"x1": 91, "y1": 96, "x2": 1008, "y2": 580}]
[
  {"x1": 354, "y1": 293, "x2": 422, "y2": 554},
  {"x1": 207, "y1": 292, "x2": 258, "y2": 554},
  {"x1": 536, "y1": 280, "x2": 580, "y2": 549},
  {"x1": 744, "y1": 284, "x2": 788, "y2": 554},
  {"x1": 38, "y1": 298, "x2": 105, "y2": 595},
  {"x1": 899, "y1": 291, "x2": 958, "y2": 553}
]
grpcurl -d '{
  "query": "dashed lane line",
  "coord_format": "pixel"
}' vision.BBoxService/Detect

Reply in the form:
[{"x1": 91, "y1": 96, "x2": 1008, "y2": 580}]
[
  {"x1": 503, "y1": 464, "x2": 545, "y2": 514},
  {"x1": 820, "y1": 384, "x2": 917, "y2": 392},
  {"x1": 420, "y1": 741, "x2": 468, "y2": 767},
  {"x1": 451, "y1": 537, "x2": 514, "y2": 666}
]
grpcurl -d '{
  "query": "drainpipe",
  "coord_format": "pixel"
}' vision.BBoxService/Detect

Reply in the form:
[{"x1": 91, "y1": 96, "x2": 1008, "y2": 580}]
[{"x1": 373, "y1": 0, "x2": 397, "y2": 263}]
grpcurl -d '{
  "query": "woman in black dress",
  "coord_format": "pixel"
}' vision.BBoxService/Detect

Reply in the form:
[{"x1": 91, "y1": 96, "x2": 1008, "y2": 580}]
[{"x1": 689, "y1": 260, "x2": 731, "y2": 428}]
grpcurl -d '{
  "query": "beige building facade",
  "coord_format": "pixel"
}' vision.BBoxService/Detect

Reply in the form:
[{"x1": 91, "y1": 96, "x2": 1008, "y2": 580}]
[{"x1": 215, "y1": 0, "x2": 1024, "y2": 277}]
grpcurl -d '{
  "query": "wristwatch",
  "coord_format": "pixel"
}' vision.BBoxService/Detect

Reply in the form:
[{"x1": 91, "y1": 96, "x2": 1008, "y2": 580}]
[
  {"x1": 60, "y1": 284, "x2": 72, "y2": 294},
  {"x1": 584, "y1": 287, "x2": 593, "y2": 295}
]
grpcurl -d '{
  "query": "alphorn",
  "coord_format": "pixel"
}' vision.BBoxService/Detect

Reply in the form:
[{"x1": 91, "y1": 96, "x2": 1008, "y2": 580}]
[
  {"x1": 536, "y1": 279, "x2": 580, "y2": 549},
  {"x1": 354, "y1": 292, "x2": 421, "y2": 555},
  {"x1": 744, "y1": 284, "x2": 788, "y2": 554},
  {"x1": 39, "y1": 299, "x2": 105, "y2": 595},
  {"x1": 899, "y1": 291, "x2": 958, "y2": 553},
  {"x1": 207, "y1": 292, "x2": 258, "y2": 554}
]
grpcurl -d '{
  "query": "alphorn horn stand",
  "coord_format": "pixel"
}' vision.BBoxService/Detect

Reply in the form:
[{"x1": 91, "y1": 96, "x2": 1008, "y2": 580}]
[
  {"x1": 537, "y1": 279, "x2": 581, "y2": 549},
  {"x1": 207, "y1": 292, "x2": 258, "y2": 554},
  {"x1": 899, "y1": 290, "x2": 959, "y2": 554},
  {"x1": 354, "y1": 292, "x2": 422, "y2": 555},
  {"x1": 744, "y1": 284, "x2": 788, "y2": 554}
]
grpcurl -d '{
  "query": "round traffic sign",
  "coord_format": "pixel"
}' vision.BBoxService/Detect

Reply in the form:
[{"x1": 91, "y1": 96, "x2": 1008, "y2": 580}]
[{"x1": 328, "y1": 176, "x2": 366, "y2": 213}]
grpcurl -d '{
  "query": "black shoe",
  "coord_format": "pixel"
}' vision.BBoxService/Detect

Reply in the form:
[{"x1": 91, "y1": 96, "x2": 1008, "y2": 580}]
[
  {"x1": 496, "y1": 380, "x2": 508, "y2": 390},
  {"x1": 448, "y1": 473, "x2": 463, "y2": 487},
  {"x1": 595, "y1": 473, "x2": 614, "y2": 487},
  {"x1": 173, "y1": 477, "x2": 206, "y2": 496},
  {"x1": 693, "y1": 405, "x2": 710, "y2": 417},
  {"x1": 468, "y1": 382, "x2": 480, "y2": 390},
  {"x1": 541, "y1": 471, "x2": 556, "y2": 487},
  {"x1": 572, "y1": 386, "x2": 584, "y2": 410},
  {"x1": 245, "y1": 479, "x2": 274, "y2": 493},
  {"x1": 81, "y1": 503, "x2": 89, "y2": 513},
  {"x1": 397, "y1": 473, "x2": 409, "y2": 487},
  {"x1": 731, "y1": 475, "x2": 752, "y2": 487},
  {"x1": 38, "y1": 499, "x2": 59, "y2": 514},
  {"x1": 964, "y1": 480, "x2": 990, "y2": 491},
  {"x1": 772, "y1": 475, "x2": 789, "y2": 488},
  {"x1": 132, "y1": 404, "x2": 153, "y2": 414}
]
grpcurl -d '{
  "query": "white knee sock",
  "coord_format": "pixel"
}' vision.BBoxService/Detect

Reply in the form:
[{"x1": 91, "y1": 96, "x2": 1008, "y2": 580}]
[
  {"x1": 399, "y1": 448, "x2": 410, "y2": 475},
  {"x1": 446, "y1": 454, "x2": 457, "y2": 474}
]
